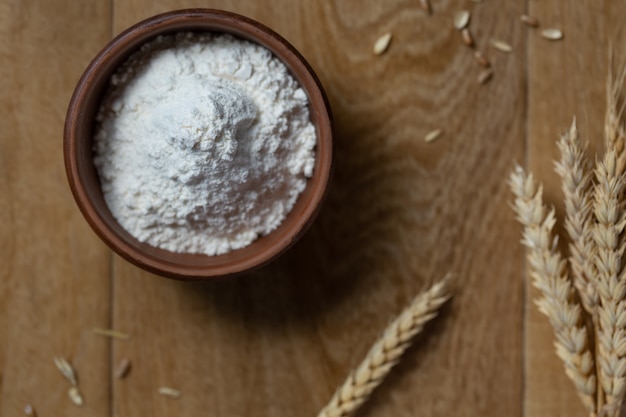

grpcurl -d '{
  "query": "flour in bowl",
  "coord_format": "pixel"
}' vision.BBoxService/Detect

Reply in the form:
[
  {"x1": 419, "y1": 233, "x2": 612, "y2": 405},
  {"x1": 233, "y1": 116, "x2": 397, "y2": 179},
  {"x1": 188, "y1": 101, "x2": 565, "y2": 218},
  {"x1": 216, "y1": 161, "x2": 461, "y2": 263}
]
[{"x1": 93, "y1": 33, "x2": 316, "y2": 255}]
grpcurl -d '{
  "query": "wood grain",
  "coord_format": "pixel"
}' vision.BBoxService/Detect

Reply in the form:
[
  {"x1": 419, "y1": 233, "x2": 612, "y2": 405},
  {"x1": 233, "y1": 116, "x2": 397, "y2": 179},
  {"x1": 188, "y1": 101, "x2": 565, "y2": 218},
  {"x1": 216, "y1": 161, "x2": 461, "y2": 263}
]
[
  {"x1": 109, "y1": 1, "x2": 524, "y2": 417},
  {"x1": 2, "y1": 0, "x2": 622, "y2": 417},
  {"x1": 0, "y1": 0, "x2": 112, "y2": 415}
]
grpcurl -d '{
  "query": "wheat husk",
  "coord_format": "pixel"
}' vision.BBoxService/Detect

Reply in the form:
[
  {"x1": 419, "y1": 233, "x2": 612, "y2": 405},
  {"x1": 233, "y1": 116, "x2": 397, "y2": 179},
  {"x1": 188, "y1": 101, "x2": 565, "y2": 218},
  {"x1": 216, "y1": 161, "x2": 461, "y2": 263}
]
[{"x1": 54, "y1": 357, "x2": 78, "y2": 386}]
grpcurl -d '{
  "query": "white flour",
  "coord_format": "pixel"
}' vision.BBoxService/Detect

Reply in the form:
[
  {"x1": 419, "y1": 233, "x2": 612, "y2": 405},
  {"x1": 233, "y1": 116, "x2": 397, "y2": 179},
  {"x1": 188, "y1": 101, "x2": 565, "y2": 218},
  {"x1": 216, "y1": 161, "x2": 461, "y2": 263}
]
[{"x1": 94, "y1": 33, "x2": 316, "y2": 255}]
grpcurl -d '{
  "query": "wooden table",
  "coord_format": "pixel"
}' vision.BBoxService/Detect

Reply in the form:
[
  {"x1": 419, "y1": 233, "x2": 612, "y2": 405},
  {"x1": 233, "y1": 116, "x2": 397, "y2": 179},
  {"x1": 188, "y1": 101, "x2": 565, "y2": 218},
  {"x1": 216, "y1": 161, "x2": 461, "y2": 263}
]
[{"x1": 0, "y1": 1, "x2": 621, "y2": 416}]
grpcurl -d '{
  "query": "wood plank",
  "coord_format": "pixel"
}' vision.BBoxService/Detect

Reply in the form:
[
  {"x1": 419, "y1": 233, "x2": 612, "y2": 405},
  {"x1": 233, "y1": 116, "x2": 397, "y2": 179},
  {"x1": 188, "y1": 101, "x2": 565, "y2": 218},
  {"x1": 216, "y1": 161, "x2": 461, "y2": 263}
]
[
  {"x1": 0, "y1": 1, "x2": 112, "y2": 415},
  {"x1": 525, "y1": 2, "x2": 626, "y2": 417},
  {"x1": 110, "y1": 1, "x2": 525, "y2": 416}
]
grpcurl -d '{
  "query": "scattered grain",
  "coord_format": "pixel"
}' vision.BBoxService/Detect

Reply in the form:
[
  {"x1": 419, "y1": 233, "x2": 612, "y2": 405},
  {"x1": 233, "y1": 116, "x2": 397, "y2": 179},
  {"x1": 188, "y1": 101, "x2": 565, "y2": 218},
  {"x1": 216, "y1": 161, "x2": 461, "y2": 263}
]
[
  {"x1": 454, "y1": 11, "x2": 471, "y2": 30},
  {"x1": 373, "y1": 33, "x2": 392, "y2": 55},
  {"x1": 541, "y1": 28, "x2": 563, "y2": 41},
  {"x1": 68, "y1": 387, "x2": 84, "y2": 406},
  {"x1": 54, "y1": 357, "x2": 77, "y2": 386},
  {"x1": 461, "y1": 28, "x2": 474, "y2": 47},
  {"x1": 520, "y1": 14, "x2": 540, "y2": 27},
  {"x1": 424, "y1": 129, "x2": 443, "y2": 143},
  {"x1": 92, "y1": 328, "x2": 130, "y2": 340},
  {"x1": 158, "y1": 387, "x2": 182, "y2": 399},
  {"x1": 420, "y1": 0, "x2": 433, "y2": 15},
  {"x1": 24, "y1": 404, "x2": 36, "y2": 417},
  {"x1": 115, "y1": 358, "x2": 132, "y2": 379},
  {"x1": 490, "y1": 39, "x2": 513, "y2": 53},
  {"x1": 474, "y1": 51, "x2": 490, "y2": 68},
  {"x1": 478, "y1": 69, "x2": 493, "y2": 85}
]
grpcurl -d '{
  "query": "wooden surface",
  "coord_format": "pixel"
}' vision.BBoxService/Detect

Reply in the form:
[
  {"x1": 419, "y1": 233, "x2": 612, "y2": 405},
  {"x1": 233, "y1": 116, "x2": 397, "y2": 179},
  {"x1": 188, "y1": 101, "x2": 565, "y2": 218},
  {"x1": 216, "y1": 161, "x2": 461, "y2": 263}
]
[{"x1": 0, "y1": 0, "x2": 621, "y2": 416}]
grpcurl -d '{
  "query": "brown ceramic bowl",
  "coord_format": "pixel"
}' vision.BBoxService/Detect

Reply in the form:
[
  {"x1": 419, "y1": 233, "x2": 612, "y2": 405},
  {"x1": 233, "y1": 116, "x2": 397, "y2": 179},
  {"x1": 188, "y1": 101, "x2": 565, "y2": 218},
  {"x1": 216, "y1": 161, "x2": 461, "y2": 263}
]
[{"x1": 64, "y1": 9, "x2": 333, "y2": 280}]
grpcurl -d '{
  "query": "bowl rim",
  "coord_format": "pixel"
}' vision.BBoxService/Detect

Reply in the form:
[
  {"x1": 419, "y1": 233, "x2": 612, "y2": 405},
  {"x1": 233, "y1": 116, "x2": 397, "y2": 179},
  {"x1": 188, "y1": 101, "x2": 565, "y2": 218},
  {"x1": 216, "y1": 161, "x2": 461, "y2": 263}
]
[{"x1": 64, "y1": 8, "x2": 333, "y2": 280}]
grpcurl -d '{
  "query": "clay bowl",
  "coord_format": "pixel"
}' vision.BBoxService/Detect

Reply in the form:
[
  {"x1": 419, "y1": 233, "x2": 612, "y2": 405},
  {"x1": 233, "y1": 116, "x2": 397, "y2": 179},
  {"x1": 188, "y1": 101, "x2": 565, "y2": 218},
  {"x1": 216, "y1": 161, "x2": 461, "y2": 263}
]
[{"x1": 64, "y1": 9, "x2": 333, "y2": 280}]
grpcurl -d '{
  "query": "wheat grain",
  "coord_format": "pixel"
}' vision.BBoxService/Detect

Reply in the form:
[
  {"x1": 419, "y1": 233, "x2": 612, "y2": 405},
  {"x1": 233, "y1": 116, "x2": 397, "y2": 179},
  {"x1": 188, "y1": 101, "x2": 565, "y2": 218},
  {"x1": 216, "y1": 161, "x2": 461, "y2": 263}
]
[
  {"x1": 424, "y1": 128, "x2": 443, "y2": 143},
  {"x1": 477, "y1": 69, "x2": 493, "y2": 85},
  {"x1": 593, "y1": 150, "x2": 626, "y2": 411},
  {"x1": 461, "y1": 28, "x2": 474, "y2": 47},
  {"x1": 490, "y1": 39, "x2": 513, "y2": 53},
  {"x1": 115, "y1": 358, "x2": 132, "y2": 379},
  {"x1": 317, "y1": 276, "x2": 451, "y2": 417},
  {"x1": 454, "y1": 11, "x2": 471, "y2": 30},
  {"x1": 158, "y1": 387, "x2": 181, "y2": 399},
  {"x1": 54, "y1": 356, "x2": 78, "y2": 386},
  {"x1": 474, "y1": 51, "x2": 490, "y2": 68},
  {"x1": 373, "y1": 33, "x2": 392, "y2": 55},
  {"x1": 68, "y1": 386, "x2": 84, "y2": 406},
  {"x1": 555, "y1": 118, "x2": 597, "y2": 314},
  {"x1": 510, "y1": 166, "x2": 596, "y2": 415},
  {"x1": 520, "y1": 14, "x2": 540, "y2": 28},
  {"x1": 541, "y1": 28, "x2": 564, "y2": 41}
]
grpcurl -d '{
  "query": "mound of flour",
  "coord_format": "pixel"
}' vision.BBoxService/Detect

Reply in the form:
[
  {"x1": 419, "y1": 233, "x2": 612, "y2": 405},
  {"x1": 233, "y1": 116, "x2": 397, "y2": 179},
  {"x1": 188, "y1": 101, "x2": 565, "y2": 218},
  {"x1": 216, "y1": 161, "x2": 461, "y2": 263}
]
[{"x1": 94, "y1": 33, "x2": 316, "y2": 255}]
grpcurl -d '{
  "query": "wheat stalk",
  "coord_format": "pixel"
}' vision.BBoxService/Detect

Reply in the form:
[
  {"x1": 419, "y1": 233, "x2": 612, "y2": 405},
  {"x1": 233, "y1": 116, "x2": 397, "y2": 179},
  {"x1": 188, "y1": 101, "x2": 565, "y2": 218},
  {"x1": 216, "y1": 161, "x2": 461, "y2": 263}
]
[
  {"x1": 510, "y1": 166, "x2": 596, "y2": 415},
  {"x1": 317, "y1": 276, "x2": 451, "y2": 417},
  {"x1": 555, "y1": 118, "x2": 597, "y2": 314},
  {"x1": 592, "y1": 150, "x2": 626, "y2": 414}
]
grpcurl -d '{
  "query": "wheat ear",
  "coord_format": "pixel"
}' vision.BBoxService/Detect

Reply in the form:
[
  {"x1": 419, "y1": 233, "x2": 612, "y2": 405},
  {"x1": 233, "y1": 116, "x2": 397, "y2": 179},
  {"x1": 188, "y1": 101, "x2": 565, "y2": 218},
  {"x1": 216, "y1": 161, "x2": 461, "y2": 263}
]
[
  {"x1": 593, "y1": 150, "x2": 626, "y2": 413},
  {"x1": 606, "y1": 53, "x2": 626, "y2": 174},
  {"x1": 510, "y1": 166, "x2": 596, "y2": 416},
  {"x1": 317, "y1": 276, "x2": 451, "y2": 417},
  {"x1": 555, "y1": 118, "x2": 597, "y2": 314}
]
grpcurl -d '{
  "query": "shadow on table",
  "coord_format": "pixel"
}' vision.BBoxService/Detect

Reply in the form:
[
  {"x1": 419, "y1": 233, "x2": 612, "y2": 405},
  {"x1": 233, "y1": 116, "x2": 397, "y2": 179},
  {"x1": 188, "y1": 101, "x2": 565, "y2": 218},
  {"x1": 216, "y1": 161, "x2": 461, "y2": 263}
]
[{"x1": 176, "y1": 106, "x2": 426, "y2": 328}]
